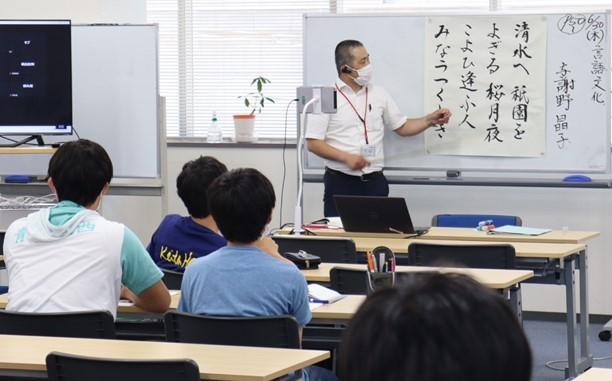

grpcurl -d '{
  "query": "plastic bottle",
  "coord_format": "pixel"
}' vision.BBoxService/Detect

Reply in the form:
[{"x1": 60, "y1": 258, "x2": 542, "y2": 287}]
[{"x1": 207, "y1": 112, "x2": 222, "y2": 143}]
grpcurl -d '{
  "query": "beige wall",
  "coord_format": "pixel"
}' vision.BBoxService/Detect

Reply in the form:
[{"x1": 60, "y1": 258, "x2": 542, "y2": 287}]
[{"x1": 3, "y1": 0, "x2": 146, "y2": 23}]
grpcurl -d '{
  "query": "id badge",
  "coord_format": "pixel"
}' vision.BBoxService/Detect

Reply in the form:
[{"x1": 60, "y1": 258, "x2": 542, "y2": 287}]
[{"x1": 361, "y1": 144, "x2": 376, "y2": 158}]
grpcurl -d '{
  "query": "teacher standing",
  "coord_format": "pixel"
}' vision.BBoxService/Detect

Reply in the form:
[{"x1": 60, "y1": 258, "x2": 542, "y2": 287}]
[{"x1": 306, "y1": 39, "x2": 452, "y2": 217}]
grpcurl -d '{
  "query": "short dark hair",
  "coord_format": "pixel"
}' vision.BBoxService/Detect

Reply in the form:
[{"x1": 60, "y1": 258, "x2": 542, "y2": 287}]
[
  {"x1": 339, "y1": 273, "x2": 532, "y2": 381},
  {"x1": 47, "y1": 139, "x2": 113, "y2": 207},
  {"x1": 208, "y1": 168, "x2": 275, "y2": 243},
  {"x1": 176, "y1": 156, "x2": 227, "y2": 218},
  {"x1": 335, "y1": 39, "x2": 364, "y2": 75}
]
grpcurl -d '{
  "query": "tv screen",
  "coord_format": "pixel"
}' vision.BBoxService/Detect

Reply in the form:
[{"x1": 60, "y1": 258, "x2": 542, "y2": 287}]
[{"x1": 0, "y1": 20, "x2": 72, "y2": 136}]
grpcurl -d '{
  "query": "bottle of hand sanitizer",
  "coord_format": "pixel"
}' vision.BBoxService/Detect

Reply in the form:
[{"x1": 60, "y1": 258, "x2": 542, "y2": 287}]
[{"x1": 207, "y1": 111, "x2": 222, "y2": 143}]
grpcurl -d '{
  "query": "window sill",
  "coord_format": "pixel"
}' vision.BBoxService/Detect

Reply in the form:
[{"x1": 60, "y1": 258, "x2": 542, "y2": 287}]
[{"x1": 167, "y1": 137, "x2": 297, "y2": 149}]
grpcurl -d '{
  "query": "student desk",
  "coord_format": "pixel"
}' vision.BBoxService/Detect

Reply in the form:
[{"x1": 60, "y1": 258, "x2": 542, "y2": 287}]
[
  {"x1": 573, "y1": 368, "x2": 612, "y2": 381},
  {"x1": 296, "y1": 228, "x2": 596, "y2": 378},
  {"x1": 0, "y1": 334, "x2": 329, "y2": 380},
  {"x1": 0, "y1": 292, "x2": 181, "y2": 315},
  {"x1": 0, "y1": 147, "x2": 56, "y2": 155},
  {"x1": 302, "y1": 263, "x2": 533, "y2": 320}
]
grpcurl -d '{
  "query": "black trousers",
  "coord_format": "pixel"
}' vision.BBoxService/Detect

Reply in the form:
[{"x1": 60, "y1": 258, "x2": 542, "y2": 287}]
[{"x1": 323, "y1": 168, "x2": 390, "y2": 217}]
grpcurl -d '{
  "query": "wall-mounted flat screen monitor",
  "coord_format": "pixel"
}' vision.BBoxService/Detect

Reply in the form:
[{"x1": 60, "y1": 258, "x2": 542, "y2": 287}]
[{"x1": 0, "y1": 20, "x2": 72, "y2": 139}]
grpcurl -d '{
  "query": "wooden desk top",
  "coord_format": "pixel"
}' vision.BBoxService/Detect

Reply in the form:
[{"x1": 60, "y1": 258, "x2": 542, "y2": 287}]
[
  {"x1": 0, "y1": 147, "x2": 56, "y2": 154},
  {"x1": 302, "y1": 263, "x2": 534, "y2": 289},
  {"x1": 308, "y1": 226, "x2": 599, "y2": 244},
  {"x1": 0, "y1": 291, "x2": 181, "y2": 314},
  {"x1": 276, "y1": 232, "x2": 586, "y2": 257},
  {"x1": 0, "y1": 334, "x2": 328, "y2": 381},
  {"x1": 573, "y1": 368, "x2": 612, "y2": 380},
  {"x1": 311, "y1": 295, "x2": 366, "y2": 320}
]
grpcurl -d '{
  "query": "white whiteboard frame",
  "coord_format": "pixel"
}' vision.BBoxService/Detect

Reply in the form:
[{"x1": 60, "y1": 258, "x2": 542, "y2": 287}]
[{"x1": 302, "y1": 11, "x2": 611, "y2": 174}]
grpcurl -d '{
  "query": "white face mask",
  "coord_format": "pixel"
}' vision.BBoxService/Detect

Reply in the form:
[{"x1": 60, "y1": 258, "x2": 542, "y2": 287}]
[{"x1": 348, "y1": 64, "x2": 373, "y2": 86}]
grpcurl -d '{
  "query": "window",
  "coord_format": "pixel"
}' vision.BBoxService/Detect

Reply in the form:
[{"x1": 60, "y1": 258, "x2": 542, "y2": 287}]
[{"x1": 148, "y1": 0, "x2": 329, "y2": 139}]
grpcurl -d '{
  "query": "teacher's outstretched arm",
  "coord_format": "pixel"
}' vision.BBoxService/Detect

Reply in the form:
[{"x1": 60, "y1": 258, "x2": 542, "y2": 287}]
[{"x1": 394, "y1": 108, "x2": 451, "y2": 137}]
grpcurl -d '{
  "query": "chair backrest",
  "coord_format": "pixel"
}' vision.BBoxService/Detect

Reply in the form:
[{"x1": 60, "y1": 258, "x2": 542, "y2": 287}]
[
  {"x1": 406, "y1": 243, "x2": 516, "y2": 269},
  {"x1": 46, "y1": 352, "x2": 200, "y2": 381},
  {"x1": 329, "y1": 267, "x2": 368, "y2": 295},
  {"x1": 431, "y1": 214, "x2": 522, "y2": 228},
  {"x1": 164, "y1": 311, "x2": 301, "y2": 349},
  {"x1": 273, "y1": 236, "x2": 357, "y2": 263},
  {"x1": 0, "y1": 310, "x2": 115, "y2": 339},
  {"x1": 162, "y1": 269, "x2": 184, "y2": 289}
]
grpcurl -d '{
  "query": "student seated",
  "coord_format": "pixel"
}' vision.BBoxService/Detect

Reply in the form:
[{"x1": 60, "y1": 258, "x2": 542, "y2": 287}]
[
  {"x1": 179, "y1": 168, "x2": 337, "y2": 381},
  {"x1": 339, "y1": 272, "x2": 532, "y2": 381},
  {"x1": 3, "y1": 139, "x2": 170, "y2": 318},
  {"x1": 147, "y1": 156, "x2": 227, "y2": 272}
]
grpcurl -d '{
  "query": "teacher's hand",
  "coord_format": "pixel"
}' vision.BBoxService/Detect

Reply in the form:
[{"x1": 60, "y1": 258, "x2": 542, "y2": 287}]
[
  {"x1": 428, "y1": 108, "x2": 452, "y2": 126},
  {"x1": 343, "y1": 153, "x2": 370, "y2": 170}
]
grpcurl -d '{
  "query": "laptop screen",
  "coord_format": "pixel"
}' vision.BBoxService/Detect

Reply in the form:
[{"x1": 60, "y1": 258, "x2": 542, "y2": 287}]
[{"x1": 333, "y1": 195, "x2": 416, "y2": 234}]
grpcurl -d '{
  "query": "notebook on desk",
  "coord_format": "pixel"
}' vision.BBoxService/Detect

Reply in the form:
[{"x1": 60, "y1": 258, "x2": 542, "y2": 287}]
[{"x1": 333, "y1": 195, "x2": 426, "y2": 238}]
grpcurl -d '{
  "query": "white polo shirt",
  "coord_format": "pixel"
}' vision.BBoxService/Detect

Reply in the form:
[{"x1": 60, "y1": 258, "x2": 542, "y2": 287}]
[{"x1": 305, "y1": 79, "x2": 407, "y2": 176}]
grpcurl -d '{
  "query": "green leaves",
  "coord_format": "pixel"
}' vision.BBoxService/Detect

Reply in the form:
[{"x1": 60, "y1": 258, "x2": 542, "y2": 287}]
[{"x1": 239, "y1": 76, "x2": 275, "y2": 114}]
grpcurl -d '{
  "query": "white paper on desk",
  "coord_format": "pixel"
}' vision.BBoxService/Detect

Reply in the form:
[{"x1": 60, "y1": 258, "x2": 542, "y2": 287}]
[
  {"x1": 309, "y1": 302, "x2": 324, "y2": 311},
  {"x1": 327, "y1": 216, "x2": 343, "y2": 229},
  {"x1": 492, "y1": 225, "x2": 552, "y2": 236},
  {"x1": 118, "y1": 300, "x2": 134, "y2": 307},
  {"x1": 169, "y1": 290, "x2": 180, "y2": 296}
]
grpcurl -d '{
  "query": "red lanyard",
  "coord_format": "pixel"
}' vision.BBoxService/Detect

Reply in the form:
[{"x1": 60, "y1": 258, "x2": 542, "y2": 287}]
[{"x1": 336, "y1": 84, "x2": 369, "y2": 144}]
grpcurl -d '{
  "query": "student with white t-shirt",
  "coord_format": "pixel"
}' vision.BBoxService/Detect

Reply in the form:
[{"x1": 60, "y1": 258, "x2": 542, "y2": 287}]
[
  {"x1": 3, "y1": 139, "x2": 170, "y2": 318},
  {"x1": 306, "y1": 39, "x2": 452, "y2": 217}
]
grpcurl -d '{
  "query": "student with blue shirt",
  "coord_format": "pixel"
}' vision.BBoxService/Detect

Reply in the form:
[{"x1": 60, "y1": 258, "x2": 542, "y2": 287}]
[
  {"x1": 3, "y1": 139, "x2": 170, "y2": 318},
  {"x1": 179, "y1": 168, "x2": 337, "y2": 381},
  {"x1": 147, "y1": 156, "x2": 227, "y2": 272}
]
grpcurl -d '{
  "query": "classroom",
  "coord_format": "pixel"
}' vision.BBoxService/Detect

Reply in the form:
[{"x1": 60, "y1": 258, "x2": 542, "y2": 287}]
[{"x1": 0, "y1": 0, "x2": 611, "y2": 380}]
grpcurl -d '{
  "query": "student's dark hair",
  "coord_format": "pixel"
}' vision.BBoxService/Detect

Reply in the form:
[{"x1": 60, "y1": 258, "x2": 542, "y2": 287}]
[
  {"x1": 335, "y1": 39, "x2": 364, "y2": 75},
  {"x1": 47, "y1": 139, "x2": 113, "y2": 207},
  {"x1": 339, "y1": 272, "x2": 532, "y2": 381},
  {"x1": 208, "y1": 168, "x2": 275, "y2": 243},
  {"x1": 176, "y1": 156, "x2": 228, "y2": 218}
]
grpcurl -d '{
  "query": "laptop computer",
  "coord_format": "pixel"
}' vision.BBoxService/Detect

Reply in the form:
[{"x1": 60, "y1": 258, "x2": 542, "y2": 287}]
[{"x1": 333, "y1": 195, "x2": 426, "y2": 238}]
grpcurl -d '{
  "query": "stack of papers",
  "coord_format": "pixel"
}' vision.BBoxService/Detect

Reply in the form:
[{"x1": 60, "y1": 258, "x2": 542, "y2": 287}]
[
  {"x1": 491, "y1": 225, "x2": 552, "y2": 236},
  {"x1": 308, "y1": 283, "x2": 345, "y2": 304}
]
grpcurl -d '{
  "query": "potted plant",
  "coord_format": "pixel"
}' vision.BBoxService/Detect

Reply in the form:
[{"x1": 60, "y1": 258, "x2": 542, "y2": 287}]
[{"x1": 233, "y1": 76, "x2": 275, "y2": 142}]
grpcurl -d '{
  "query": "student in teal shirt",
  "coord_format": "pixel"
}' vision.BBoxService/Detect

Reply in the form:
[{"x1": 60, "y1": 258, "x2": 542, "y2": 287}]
[{"x1": 4, "y1": 139, "x2": 170, "y2": 318}]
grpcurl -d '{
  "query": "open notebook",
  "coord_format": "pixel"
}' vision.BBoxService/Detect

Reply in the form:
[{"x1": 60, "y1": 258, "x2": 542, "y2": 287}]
[{"x1": 307, "y1": 284, "x2": 345, "y2": 304}]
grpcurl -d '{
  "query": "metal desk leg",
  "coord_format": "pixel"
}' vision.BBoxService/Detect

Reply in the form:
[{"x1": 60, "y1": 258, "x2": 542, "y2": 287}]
[
  {"x1": 563, "y1": 252, "x2": 593, "y2": 379},
  {"x1": 509, "y1": 284, "x2": 523, "y2": 325},
  {"x1": 578, "y1": 249, "x2": 593, "y2": 372},
  {"x1": 564, "y1": 256, "x2": 578, "y2": 379}
]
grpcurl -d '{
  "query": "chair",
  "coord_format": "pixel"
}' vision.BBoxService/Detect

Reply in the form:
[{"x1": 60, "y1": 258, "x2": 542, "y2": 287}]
[
  {"x1": 405, "y1": 243, "x2": 516, "y2": 269},
  {"x1": 329, "y1": 267, "x2": 368, "y2": 294},
  {"x1": 431, "y1": 214, "x2": 522, "y2": 228},
  {"x1": 0, "y1": 310, "x2": 115, "y2": 339},
  {"x1": 162, "y1": 269, "x2": 184, "y2": 289},
  {"x1": 329, "y1": 268, "x2": 436, "y2": 295},
  {"x1": 164, "y1": 311, "x2": 300, "y2": 348},
  {"x1": 273, "y1": 236, "x2": 357, "y2": 263},
  {"x1": 46, "y1": 352, "x2": 199, "y2": 381}
]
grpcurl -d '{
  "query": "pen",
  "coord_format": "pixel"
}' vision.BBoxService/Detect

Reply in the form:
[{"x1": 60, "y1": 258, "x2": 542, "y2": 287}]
[
  {"x1": 379, "y1": 252, "x2": 384, "y2": 273},
  {"x1": 367, "y1": 251, "x2": 375, "y2": 272}
]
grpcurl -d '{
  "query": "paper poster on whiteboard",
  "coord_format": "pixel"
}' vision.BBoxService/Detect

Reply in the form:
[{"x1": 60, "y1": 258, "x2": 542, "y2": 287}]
[{"x1": 424, "y1": 16, "x2": 547, "y2": 157}]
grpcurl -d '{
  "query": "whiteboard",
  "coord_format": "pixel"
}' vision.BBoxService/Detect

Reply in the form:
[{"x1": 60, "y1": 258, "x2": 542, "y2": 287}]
[
  {"x1": 0, "y1": 24, "x2": 160, "y2": 178},
  {"x1": 303, "y1": 12, "x2": 611, "y2": 173}
]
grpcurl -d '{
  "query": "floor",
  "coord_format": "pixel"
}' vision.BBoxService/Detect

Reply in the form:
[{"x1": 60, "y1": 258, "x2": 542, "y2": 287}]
[{"x1": 525, "y1": 319, "x2": 612, "y2": 380}]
